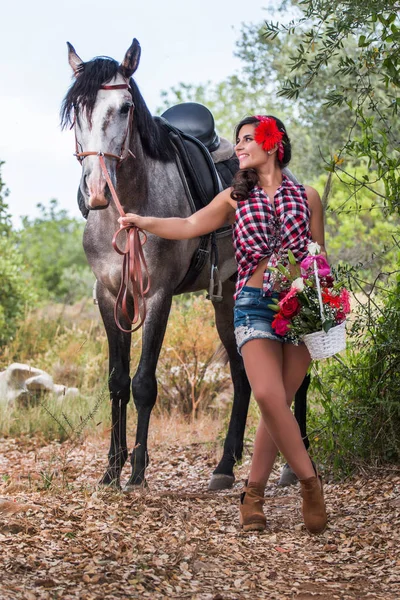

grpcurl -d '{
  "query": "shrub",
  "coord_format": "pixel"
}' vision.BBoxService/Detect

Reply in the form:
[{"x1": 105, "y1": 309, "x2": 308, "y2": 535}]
[
  {"x1": 308, "y1": 276, "x2": 400, "y2": 475},
  {"x1": 157, "y1": 294, "x2": 231, "y2": 419},
  {"x1": 0, "y1": 237, "x2": 37, "y2": 349}
]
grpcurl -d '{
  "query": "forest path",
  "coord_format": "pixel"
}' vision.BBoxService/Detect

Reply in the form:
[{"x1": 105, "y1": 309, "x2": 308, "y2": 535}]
[{"x1": 0, "y1": 422, "x2": 399, "y2": 600}]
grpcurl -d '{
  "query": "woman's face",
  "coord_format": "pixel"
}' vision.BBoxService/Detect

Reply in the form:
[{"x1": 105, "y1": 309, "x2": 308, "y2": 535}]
[{"x1": 235, "y1": 124, "x2": 270, "y2": 170}]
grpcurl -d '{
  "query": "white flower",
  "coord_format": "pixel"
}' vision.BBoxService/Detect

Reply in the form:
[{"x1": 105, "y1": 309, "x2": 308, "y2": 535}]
[
  {"x1": 307, "y1": 241, "x2": 321, "y2": 256},
  {"x1": 291, "y1": 277, "x2": 305, "y2": 292}
]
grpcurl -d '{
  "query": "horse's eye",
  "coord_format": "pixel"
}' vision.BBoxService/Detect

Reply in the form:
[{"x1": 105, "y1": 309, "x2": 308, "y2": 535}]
[{"x1": 120, "y1": 103, "x2": 132, "y2": 115}]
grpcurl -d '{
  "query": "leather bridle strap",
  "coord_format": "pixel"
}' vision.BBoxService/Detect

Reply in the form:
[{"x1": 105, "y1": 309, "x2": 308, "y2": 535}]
[
  {"x1": 72, "y1": 80, "x2": 150, "y2": 333},
  {"x1": 98, "y1": 154, "x2": 150, "y2": 333}
]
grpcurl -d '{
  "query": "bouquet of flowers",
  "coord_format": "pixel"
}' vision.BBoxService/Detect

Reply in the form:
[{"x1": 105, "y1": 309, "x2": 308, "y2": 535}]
[{"x1": 269, "y1": 242, "x2": 350, "y2": 359}]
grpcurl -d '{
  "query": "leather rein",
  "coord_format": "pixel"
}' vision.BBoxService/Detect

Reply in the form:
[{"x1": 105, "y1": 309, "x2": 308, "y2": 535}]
[{"x1": 73, "y1": 82, "x2": 150, "y2": 333}]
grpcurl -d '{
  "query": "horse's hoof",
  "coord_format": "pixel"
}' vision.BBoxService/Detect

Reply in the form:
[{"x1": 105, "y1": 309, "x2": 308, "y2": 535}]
[
  {"x1": 278, "y1": 463, "x2": 298, "y2": 487},
  {"x1": 123, "y1": 480, "x2": 148, "y2": 493},
  {"x1": 208, "y1": 473, "x2": 235, "y2": 491},
  {"x1": 98, "y1": 473, "x2": 121, "y2": 490}
]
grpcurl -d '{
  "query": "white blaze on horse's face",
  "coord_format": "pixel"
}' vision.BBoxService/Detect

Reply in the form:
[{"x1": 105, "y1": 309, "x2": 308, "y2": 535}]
[
  {"x1": 67, "y1": 38, "x2": 141, "y2": 210},
  {"x1": 76, "y1": 74, "x2": 133, "y2": 208}
]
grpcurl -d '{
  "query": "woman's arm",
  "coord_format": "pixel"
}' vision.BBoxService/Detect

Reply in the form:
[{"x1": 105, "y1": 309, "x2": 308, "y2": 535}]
[
  {"x1": 118, "y1": 188, "x2": 235, "y2": 240},
  {"x1": 305, "y1": 186, "x2": 327, "y2": 257}
]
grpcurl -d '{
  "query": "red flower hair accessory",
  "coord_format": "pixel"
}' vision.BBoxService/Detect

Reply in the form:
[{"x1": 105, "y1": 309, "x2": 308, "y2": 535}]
[{"x1": 254, "y1": 116, "x2": 285, "y2": 160}]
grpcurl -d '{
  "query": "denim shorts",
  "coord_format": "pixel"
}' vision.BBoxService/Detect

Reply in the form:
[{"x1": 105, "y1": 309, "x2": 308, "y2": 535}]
[{"x1": 234, "y1": 286, "x2": 295, "y2": 353}]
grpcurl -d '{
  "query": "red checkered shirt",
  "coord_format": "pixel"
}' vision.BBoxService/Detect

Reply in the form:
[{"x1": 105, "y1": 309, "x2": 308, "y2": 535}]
[{"x1": 233, "y1": 174, "x2": 312, "y2": 299}]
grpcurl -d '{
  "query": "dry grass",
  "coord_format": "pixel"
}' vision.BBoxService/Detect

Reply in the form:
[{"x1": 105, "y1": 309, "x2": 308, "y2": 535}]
[{"x1": 0, "y1": 295, "x2": 234, "y2": 441}]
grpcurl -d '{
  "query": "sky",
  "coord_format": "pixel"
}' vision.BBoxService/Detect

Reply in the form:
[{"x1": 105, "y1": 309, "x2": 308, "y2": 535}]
[{"x1": 0, "y1": 0, "x2": 275, "y2": 227}]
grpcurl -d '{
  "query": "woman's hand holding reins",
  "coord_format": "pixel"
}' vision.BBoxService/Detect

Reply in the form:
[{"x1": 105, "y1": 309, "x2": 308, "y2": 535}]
[{"x1": 119, "y1": 213, "x2": 144, "y2": 228}]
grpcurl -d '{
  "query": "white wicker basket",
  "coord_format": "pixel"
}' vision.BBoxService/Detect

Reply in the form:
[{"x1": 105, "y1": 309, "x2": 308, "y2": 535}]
[
  {"x1": 303, "y1": 320, "x2": 346, "y2": 360},
  {"x1": 302, "y1": 258, "x2": 347, "y2": 360}
]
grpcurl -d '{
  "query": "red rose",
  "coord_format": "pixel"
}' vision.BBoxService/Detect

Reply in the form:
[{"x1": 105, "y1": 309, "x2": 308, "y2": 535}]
[
  {"x1": 272, "y1": 313, "x2": 291, "y2": 336},
  {"x1": 279, "y1": 296, "x2": 301, "y2": 319}
]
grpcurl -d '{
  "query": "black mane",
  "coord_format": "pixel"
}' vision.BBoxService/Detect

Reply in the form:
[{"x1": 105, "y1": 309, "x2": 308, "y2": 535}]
[{"x1": 61, "y1": 56, "x2": 174, "y2": 162}]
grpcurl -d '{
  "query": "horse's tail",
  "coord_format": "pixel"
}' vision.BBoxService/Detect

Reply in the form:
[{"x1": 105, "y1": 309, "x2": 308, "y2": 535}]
[{"x1": 211, "y1": 343, "x2": 229, "y2": 366}]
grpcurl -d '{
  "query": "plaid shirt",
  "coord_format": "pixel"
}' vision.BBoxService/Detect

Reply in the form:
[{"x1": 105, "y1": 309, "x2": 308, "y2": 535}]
[{"x1": 233, "y1": 175, "x2": 312, "y2": 299}]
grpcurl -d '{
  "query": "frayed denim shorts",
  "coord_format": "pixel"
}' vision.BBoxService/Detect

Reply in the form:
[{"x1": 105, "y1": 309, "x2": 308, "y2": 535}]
[{"x1": 234, "y1": 286, "x2": 295, "y2": 353}]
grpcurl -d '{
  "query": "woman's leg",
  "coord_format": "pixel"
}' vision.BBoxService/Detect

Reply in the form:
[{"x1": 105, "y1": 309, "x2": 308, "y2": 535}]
[
  {"x1": 241, "y1": 339, "x2": 314, "y2": 481},
  {"x1": 241, "y1": 338, "x2": 326, "y2": 533}
]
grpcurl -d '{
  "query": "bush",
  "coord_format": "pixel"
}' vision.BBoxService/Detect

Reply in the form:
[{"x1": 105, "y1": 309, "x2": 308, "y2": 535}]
[
  {"x1": 157, "y1": 294, "x2": 231, "y2": 419},
  {"x1": 308, "y1": 276, "x2": 400, "y2": 475},
  {"x1": 0, "y1": 237, "x2": 37, "y2": 349},
  {"x1": 18, "y1": 199, "x2": 89, "y2": 303},
  {"x1": 0, "y1": 300, "x2": 111, "y2": 440}
]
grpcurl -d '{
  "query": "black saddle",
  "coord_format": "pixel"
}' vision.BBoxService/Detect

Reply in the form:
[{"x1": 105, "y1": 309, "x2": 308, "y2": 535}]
[
  {"x1": 158, "y1": 102, "x2": 239, "y2": 296},
  {"x1": 159, "y1": 102, "x2": 239, "y2": 211},
  {"x1": 161, "y1": 102, "x2": 220, "y2": 152}
]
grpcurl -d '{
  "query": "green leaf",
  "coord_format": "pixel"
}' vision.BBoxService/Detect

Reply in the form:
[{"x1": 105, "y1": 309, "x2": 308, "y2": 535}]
[
  {"x1": 277, "y1": 264, "x2": 291, "y2": 278},
  {"x1": 287, "y1": 249, "x2": 297, "y2": 265},
  {"x1": 322, "y1": 319, "x2": 334, "y2": 333},
  {"x1": 267, "y1": 303, "x2": 280, "y2": 312}
]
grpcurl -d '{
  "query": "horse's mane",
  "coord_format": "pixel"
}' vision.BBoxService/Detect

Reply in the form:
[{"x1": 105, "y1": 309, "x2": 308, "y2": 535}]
[{"x1": 61, "y1": 57, "x2": 174, "y2": 162}]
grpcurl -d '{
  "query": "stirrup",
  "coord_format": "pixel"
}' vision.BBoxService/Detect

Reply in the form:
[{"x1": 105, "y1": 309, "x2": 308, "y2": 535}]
[{"x1": 206, "y1": 265, "x2": 223, "y2": 302}]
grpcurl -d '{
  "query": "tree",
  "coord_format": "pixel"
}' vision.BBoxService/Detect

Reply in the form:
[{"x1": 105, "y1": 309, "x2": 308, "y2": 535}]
[
  {"x1": 0, "y1": 161, "x2": 12, "y2": 237},
  {"x1": 264, "y1": 0, "x2": 400, "y2": 212},
  {"x1": 18, "y1": 199, "x2": 93, "y2": 303},
  {"x1": 313, "y1": 166, "x2": 400, "y2": 281},
  {"x1": 159, "y1": 8, "x2": 393, "y2": 184},
  {"x1": 0, "y1": 163, "x2": 37, "y2": 349}
]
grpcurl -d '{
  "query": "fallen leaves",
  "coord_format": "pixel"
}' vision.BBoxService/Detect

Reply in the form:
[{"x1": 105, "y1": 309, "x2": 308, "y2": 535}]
[
  {"x1": 0, "y1": 431, "x2": 399, "y2": 600},
  {"x1": 0, "y1": 499, "x2": 38, "y2": 515}
]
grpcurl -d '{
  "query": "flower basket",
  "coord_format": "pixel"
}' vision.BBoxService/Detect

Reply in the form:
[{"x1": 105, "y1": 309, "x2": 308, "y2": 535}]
[
  {"x1": 270, "y1": 244, "x2": 351, "y2": 358},
  {"x1": 303, "y1": 320, "x2": 346, "y2": 360}
]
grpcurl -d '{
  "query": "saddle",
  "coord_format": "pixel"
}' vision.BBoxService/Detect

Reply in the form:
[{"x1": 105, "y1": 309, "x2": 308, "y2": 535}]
[
  {"x1": 158, "y1": 103, "x2": 239, "y2": 298},
  {"x1": 158, "y1": 102, "x2": 239, "y2": 211}
]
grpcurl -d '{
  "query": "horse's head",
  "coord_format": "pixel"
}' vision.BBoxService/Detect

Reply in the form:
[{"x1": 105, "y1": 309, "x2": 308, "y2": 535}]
[{"x1": 62, "y1": 40, "x2": 141, "y2": 210}]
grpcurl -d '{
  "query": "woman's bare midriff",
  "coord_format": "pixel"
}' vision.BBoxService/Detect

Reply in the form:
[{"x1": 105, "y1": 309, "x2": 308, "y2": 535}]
[
  {"x1": 246, "y1": 258, "x2": 270, "y2": 288},
  {"x1": 246, "y1": 257, "x2": 299, "y2": 291}
]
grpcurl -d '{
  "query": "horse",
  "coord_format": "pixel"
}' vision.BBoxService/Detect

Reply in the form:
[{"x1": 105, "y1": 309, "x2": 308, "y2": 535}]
[{"x1": 61, "y1": 38, "x2": 309, "y2": 491}]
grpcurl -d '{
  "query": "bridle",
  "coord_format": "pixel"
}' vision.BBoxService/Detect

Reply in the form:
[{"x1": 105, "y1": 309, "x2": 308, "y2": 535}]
[
  {"x1": 73, "y1": 82, "x2": 150, "y2": 333},
  {"x1": 73, "y1": 83, "x2": 135, "y2": 165}
]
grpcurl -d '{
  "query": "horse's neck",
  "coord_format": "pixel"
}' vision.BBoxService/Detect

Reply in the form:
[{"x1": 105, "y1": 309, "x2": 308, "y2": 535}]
[{"x1": 117, "y1": 132, "x2": 190, "y2": 218}]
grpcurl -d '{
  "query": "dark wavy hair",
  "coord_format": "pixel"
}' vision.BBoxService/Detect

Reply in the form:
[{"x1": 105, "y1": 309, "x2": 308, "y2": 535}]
[{"x1": 230, "y1": 115, "x2": 291, "y2": 202}]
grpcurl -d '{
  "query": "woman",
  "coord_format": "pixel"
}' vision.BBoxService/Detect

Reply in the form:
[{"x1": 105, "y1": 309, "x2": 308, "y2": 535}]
[{"x1": 119, "y1": 115, "x2": 327, "y2": 534}]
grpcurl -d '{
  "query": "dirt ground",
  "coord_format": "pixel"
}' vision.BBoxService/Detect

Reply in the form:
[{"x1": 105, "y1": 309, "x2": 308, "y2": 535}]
[{"x1": 0, "y1": 417, "x2": 399, "y2": 600}]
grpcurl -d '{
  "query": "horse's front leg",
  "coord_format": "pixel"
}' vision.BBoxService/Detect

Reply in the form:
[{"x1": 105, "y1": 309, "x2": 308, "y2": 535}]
[
  {"x1": 124, "y1": 292, "x2": 173, "y2": 491},
  {"x1": 97, "y1": 283, "x2": 132, "y2": 488},
  {"x1": 209, "y1": 279, "x2": 252, "y2": 490}
]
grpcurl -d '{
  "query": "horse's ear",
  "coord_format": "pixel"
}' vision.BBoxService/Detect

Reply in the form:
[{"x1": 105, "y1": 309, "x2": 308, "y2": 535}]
[
  {"x1": 119, "y1": 39, "x2": 141, "y2": 79},
  {"x1": 67, "y1": 42, "x2": 83, "y2": 76}
]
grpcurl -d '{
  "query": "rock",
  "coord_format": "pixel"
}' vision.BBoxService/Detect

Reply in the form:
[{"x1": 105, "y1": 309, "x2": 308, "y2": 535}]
[{"x1": 0, "y1": 363, "x2": 79, "y2": 407}]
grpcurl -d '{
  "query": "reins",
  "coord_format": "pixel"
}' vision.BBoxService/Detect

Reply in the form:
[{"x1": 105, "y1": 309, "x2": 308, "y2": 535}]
[{"x1": 73, "y1": 82, "x2": 150, "y2": 333}]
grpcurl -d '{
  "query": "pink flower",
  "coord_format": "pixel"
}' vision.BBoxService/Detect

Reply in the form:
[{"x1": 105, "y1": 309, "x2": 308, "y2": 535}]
[
  {"x1": 272, "y1": 313, "x2": 291, "y2": 336},
  {"x1": 279, "y1": 288, "x2": 298, "y2": 303},
  {"x1": 340, "y1": 288, "x2": 351, "y2": 314},
  {"x1": 300, "y1": 254, "x2": 331, "y2": 277}
]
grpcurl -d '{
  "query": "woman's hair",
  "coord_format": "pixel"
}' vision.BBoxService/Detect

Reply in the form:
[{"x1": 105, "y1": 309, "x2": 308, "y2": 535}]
[{"x1": 230, "y1": 115, "x2": 291, "y2": 202}]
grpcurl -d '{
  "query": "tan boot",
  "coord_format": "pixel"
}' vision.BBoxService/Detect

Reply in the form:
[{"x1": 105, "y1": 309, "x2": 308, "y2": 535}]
[
  {"x1": 239, "y1": 480, "x2": 266, "y2": 532},
  {"x1": 300, "y1": 471, "x2": 327, "y2": 534}
]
